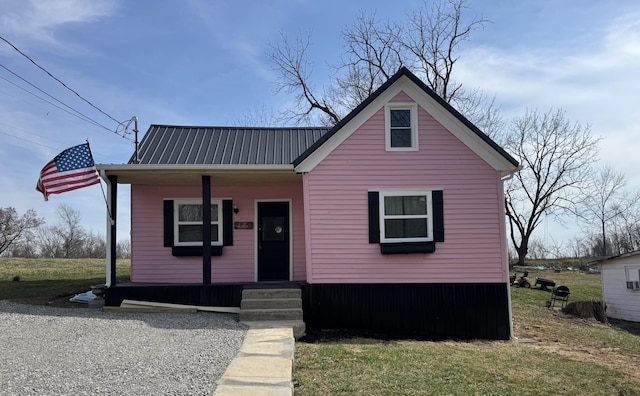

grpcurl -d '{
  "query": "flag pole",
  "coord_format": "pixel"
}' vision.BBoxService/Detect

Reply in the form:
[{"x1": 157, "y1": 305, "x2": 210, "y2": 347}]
[
  {"x1": 86, "y1": 139, "x2": 115, "y2": 226},
  {"x1": 133, "y1": 116, "x2": 140, "y2": 164}
]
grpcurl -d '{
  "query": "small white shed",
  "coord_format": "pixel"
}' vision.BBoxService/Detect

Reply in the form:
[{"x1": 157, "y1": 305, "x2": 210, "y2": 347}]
[{"x1": 601, "y1": 251, "x2": 640, "y2": 322}]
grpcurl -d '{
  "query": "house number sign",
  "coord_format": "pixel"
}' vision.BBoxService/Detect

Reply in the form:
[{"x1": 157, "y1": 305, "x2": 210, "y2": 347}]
[{"x1": 234, "y1": 222, "x2": 254, "y2": 230}]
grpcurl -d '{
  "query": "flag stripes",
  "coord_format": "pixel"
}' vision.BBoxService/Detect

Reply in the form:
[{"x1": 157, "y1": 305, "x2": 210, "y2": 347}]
[{"x1": 36, "y1": 143, "x2": 101, "y2": 201}]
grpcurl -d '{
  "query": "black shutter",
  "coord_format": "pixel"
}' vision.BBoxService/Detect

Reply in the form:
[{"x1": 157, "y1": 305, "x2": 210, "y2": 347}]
[
  {"x1": 433, "y1": 190, "x2": 444, "y2": 242},
  {"x1": 163, "y1": 200, "x2": 174, "y2": 247},
  {"x1": 222, "y1": 199, "x2": 233, "y2": 246},
  {"x1": 368, "y1": 192, "x2": 380, "y2": 243}
]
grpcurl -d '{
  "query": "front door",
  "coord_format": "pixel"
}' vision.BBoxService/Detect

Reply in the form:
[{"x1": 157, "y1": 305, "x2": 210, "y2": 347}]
[{"x1": 257, "y1": 201, "x2": 290, "y2": 281}]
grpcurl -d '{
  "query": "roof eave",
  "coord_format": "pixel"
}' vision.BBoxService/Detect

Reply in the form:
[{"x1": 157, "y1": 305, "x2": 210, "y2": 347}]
[
  {"x1": 97, "y1": 164, "x2": 294, "y2": 172},
  {"x1": 96, "y1": 164, "x2": 299, "y2": 186}
]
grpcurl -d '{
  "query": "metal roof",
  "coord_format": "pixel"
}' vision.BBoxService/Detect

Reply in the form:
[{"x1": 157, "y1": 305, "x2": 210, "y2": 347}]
[{"x1": 130, "y1": 125, "x2": 330, "y2": 165}]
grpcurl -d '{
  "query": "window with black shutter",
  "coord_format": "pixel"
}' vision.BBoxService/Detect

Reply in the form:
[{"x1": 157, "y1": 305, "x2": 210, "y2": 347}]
[
  {"x1": 163, "y1": 198, "x2": 233, "y2": 256},
  {"x1": 368, "y1": 190, "x2": 444, "y2": 254}
]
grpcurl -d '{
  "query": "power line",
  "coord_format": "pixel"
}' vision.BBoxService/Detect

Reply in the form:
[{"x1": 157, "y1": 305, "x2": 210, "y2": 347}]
[
  {"x1": 0, "y1": 129, "x2": 61, "y2": 150},
  {"x1": 0, "y1": 35, "x2": 138, "y2": 142},
  {"x1": 0, "y1": 64, "x2": 113, "y2": 132},
  {"x1": 0, "y1": 35, "x2": 123, "y2": 126},
  {"x1": 0, "y1": 120, "x2": 68, "y2": 144},
  {"x1": 0, "y1": 73, "x2": 135, "y2": 143}
]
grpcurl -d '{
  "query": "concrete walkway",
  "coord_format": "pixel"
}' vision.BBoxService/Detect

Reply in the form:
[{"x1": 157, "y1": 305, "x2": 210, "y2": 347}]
[{"x1": 214, "y1": 324, "x2": 295, "y2": 395}]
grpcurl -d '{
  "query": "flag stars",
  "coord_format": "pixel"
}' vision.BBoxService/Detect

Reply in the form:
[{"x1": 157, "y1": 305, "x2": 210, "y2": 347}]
[{"x1": 55, "y1": 144, "x2": 95, "y2": 172}]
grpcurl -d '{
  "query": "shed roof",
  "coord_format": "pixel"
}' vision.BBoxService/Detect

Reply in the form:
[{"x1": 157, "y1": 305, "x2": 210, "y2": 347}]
[
  {"x1": 130, "y1": 125, "x2": 330, "y2": 165},
  {"x1": 598, "y1": 250, "x2": 640, "y2": 264}
]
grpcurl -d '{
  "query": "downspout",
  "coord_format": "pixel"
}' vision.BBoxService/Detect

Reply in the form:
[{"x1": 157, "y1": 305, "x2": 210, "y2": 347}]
[
  {"x1": 501, "y1": 165, "x2": 522, "y2": 340},
  {"x1": 102, "y1": 170, "x2": 113, "y2": 287}
]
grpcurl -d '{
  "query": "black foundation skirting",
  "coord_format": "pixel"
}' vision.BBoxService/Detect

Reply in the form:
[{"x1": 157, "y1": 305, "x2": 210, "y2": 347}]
[
  {"x1": 301, "y1": 283, "x2": 510, "y2": 340},
  {"x1": 105, "y1": 283, "x2": 243, "y2": 307},
  {"x1": 105, "y1": 282, "x2": 510, "y2": 340}
]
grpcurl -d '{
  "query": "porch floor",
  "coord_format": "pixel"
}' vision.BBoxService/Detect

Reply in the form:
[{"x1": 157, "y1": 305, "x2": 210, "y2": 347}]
[{"x1": 105, "y1": 281, "x2": 304, "y2": 307}]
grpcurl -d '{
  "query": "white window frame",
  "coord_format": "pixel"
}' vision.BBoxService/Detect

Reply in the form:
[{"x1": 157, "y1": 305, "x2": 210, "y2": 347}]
[
  {"x1": 379, "y1": 190, "x2": 433, "y2": 243},
  {"x1": 174, "y1": 198, "x2": 223, "y2": 246},
  {"x1": 385, "y1": 103, "x2": 419, "y2": 151},
  {"x1": 625, "y1": 266, "x2": 640, "y2": 290}
]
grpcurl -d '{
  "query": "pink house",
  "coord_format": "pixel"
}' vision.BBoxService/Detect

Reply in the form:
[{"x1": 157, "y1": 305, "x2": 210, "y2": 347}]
[{"x1": 98, "y1": 68, "x2": 519, "y2": 339}]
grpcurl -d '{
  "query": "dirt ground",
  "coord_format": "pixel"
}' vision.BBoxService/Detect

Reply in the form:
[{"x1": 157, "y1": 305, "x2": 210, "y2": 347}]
[
  {"x1": 512, "y1": 308, "x2": 640, "y2": 383},
  {"x1": 46, "y1": 292, "x2": 95, "y2": 308}
]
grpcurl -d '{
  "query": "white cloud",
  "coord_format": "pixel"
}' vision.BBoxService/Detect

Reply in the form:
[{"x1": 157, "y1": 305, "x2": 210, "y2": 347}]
[
  {"x1": 0, "y1": 0, "x2": 117, "y2": 43},
  {"x1": 456, "y1": 9, "x2": 640, "y2": 245},
  {"x1": 604, "y1": 12, "x2": 640, "y2": 58},
  {"x1": 457, "y1": 9, "x2": 640, "y2": 147}
]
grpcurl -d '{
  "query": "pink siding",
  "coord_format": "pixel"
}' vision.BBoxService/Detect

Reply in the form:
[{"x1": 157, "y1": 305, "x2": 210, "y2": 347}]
[
  {"x1": 130, "y1": 184, "x2": 306, "y2": 283},
  {"x1": 304, "y1": 91, "x2": 509, "y2": 283}
]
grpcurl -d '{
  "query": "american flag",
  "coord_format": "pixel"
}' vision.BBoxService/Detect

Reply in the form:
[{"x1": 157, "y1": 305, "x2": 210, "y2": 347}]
[{"x1": 36, "y1": 143, "x2": 101, "y2": 201}]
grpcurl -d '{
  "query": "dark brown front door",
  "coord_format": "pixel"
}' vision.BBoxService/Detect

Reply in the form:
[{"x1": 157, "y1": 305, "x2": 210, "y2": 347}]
[{"x1": 257, "y1": 202, "x2": 290, "y2": 281}]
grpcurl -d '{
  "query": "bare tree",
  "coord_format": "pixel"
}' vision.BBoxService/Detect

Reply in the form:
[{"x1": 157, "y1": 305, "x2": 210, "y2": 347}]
[
  {"x1": 567, "y1": 236, "x2": 591, "y2": 258},
  {"x1": 616, "y1": 205, "x2": 640, "y2": 252},
  {"x1": 53, "y1": 204, "x2": 87, "y2": 258},
  {"x1": 116, "y1": 239, "x2": 131, "y2": 259},
  {"x1": 233, "y1": 105, "x2": 281, "y2": 127},
  {"x1": 581, "y1": 193, "x2": 640, "y2": 256},
  {"x1": 268, "y1": 0, "x2": 493, "y2": 127},
  {"x1": 0, "y1": 207, "x2": 44, "y2": 255},
  {"x1": 6, "y1": 230, "x2": 40, "y2": 258},
  {"x1": 37, "y1": 226, "x2": 64, "y2": 258},
  {"x1": 403, "y1": 0, "x2": 488, "y2": 103},
  {"x1": 32, "y1": 206, "x2": 108, "y2": 258},
  {"x1": 330, "y1": 11, "x2": 405, "y2": 113},
  {"x1": 83, "y1": 230, "x2": 107, "y2": 258},
  {"x1": 577, "y1": 166, "x2": 640, "y2": 256},
  {"x1": 268, "y1": 32, "x2": 341, "y2": 126},
  {"x1": 527, "y1": 238, "x2": 549, "y2": 260},
  {"x1": 504, "y1": 109, "x2": 601, "y2": 266}
]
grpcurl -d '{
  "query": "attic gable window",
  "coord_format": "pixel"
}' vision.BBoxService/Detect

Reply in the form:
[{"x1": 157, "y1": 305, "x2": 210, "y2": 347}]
[{"x1": 386, "y1": 103, "x2": 418, "y2": 151}]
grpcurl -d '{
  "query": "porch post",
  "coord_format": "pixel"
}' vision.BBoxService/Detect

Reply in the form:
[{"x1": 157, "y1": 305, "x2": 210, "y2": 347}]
[
  {"x1": 107, "y1": 175, "x2": 118, "y2": 286},
  {"x1": 202, "y1": 175, "x2": 211, "y2": 284}
]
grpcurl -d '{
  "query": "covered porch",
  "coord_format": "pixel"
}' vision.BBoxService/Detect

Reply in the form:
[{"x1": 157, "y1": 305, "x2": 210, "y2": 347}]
[{"x1": 97, "y1": 164, "x2": 306, "y2": 289}]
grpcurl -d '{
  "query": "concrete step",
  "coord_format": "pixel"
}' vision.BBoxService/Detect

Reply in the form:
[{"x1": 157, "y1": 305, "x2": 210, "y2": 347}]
[
  {"x1": 239, "y1": 308, "x2": 303, "y2": 322},
  {"x1": 241, "y1": 298, "x2": 302, "y2": 310},
  {"x1": 242, "y1": 288, "x2": 301, "y2": 300},
  {"x1": 241, "y1": 320, "x2": 306, "y2": 340}
]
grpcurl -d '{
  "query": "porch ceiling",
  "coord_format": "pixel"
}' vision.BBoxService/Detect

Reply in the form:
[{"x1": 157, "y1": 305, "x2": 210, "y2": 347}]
[{"x1": 99, "y1": 166, "x2": 302, "y2": 186}]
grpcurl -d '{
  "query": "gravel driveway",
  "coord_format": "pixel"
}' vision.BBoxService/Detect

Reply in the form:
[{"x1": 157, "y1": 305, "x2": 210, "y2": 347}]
[{"x1": 0, "y1": 300, "x2": 247, "y2": 395}]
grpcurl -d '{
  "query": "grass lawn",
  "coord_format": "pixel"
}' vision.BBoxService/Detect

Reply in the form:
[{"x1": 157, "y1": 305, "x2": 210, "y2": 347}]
[
  {"x1": 294, "y1": 269, "x2": 640, "y2": 395},
  {"x1": 0, "y1": 257, "x2": 130, "y2": 305},
  {"x1": 1, "y1": 258, "x2": 638, "y2": 394}
]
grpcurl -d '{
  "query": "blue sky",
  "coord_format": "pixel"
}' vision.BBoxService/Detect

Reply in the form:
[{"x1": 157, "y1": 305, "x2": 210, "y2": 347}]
[{"x1": 1, "y1": 0, "x2": 639, "y2": 248}]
